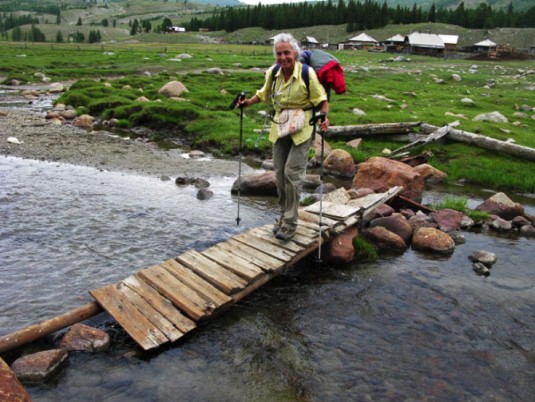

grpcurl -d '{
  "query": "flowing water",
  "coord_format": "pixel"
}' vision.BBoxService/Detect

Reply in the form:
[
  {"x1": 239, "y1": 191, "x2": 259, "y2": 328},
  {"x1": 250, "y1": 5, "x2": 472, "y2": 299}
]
[{"x1": 1, "y1": 92, "x2": 534, "y2": 400}]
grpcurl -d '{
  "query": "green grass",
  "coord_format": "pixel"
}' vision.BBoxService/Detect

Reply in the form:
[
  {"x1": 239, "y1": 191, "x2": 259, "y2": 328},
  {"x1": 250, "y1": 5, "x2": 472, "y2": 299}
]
[
  {"x1": 0, "y1": 41, "x2": 534, "y2": 193},
  {"x1": 429, "y1": 195, "x2": 491, "y2": 222}
]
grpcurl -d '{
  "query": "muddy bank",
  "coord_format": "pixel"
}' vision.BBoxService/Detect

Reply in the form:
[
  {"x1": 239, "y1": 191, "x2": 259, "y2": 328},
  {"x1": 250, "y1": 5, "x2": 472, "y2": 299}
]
[{"x1": 0, "y1": 109, "x2": 252, "y2": 178}]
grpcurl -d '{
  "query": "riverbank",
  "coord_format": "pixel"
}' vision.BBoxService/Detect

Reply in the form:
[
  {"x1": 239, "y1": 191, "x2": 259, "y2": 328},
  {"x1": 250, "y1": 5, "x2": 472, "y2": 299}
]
[{"x1": 0, "y1": 109, "x2": 250, "y2": 179}]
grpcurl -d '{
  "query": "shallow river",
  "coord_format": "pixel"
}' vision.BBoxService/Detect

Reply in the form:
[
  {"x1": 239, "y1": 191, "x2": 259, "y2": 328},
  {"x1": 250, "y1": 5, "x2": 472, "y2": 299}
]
[{"x1": 1, "y1": 154, "x2": 535, "y2": 401}]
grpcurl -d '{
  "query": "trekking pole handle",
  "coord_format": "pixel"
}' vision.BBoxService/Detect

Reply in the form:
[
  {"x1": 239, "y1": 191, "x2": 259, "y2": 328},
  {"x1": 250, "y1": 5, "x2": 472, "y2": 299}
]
[
  {"x1": 309, "y1": 112, "x2": 327, "y2": 127},
  {"x1": 230, "y1": 92, "x2": 246, "y2": 110}
]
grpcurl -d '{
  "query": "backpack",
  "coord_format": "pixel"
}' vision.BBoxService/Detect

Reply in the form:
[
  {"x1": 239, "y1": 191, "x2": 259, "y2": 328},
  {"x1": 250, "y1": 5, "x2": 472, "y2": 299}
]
[{"x1": 271, "y1": 49, "x2": 346, "y2": 100}]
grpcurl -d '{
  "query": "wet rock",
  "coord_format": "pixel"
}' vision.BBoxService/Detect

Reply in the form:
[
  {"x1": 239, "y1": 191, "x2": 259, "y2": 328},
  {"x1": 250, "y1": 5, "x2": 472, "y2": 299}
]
[
  {"x1": 399, "y1": 208, "x2": 415, "y2": 219},
  {"x1": 261, "y1": 159, "x2": 274, "y2": 170},
  {"x1": 366, "y1": 204, "x2": 395, "y2": 220},
  {"x1": 472, "y1": 262, "x2": 490, "y2": 276},
  {"x1": 412, "y1": 227, "x2": 455, "y2": 254},
  {"x1": 476, "y1": 192, "x2": 524, "y2": 220},
  {"x1": 194, "y1": 178, "x2": 210, "y2": 188},
  {"x1": 73, "y1": 114, "x2": 95, "y2": 128},
  {"x1": 460, "y1": 214, "x2": 475, "y2": 229},
  {"x1": 512, "y1": 216, "x2": 530, "y2": 228},
  {"x1": 469, "y1": 250, "x2": 497, "y2": 267},
  {"x1": 0, "y1": 358, "x2": 31, "y2": 401},
  {"x1": 302, "y1": 174, "x2": 321, "y2": 192},
  {"x1": 197, "y1": 188, "x2": 214, "y2": 200},
  {"x1": 49, "y1": 82, "x2": 65, "y2": 93},
  {"x1": 59, "y1": 109, "x2": 77, "y2": 120},
  {"x1": 489, "y1": 215, "x2": 513, "y2": 232},
  {"x1": 59, "y1": 323, "x2": 110, "y2": 352},
  {"x1": 369, "y1": 213, "x2": 412, "y2": 244},
  {"x1": 323, "y1": 149, "x2": 355, "y2": 178},
  {"x1": 519, "y1": 224, "x2": 535, "y2": 237},
  {"x1": 189, "y1": 150, "x2": 205, "y2": 159},
  {"x1": 408, "y1": 214, "x2": 438, "y2": 231},
  {"x1": 412, "y1": 163, "x2": 447, "y2": 183},
  {"x1": 314, "y1": 182, "x2": 337, "y2": 195},
  {"x1": 159, "y1": 81, "x2": 189, "y2": 98},
  {"x1": 11, "y1": 349, "x2": 68, "y2": 383},
  {"x1": 430, "y1": 208, "x2": 464, "y2": 233},
  {"x1": 175, "y1": 176, "x2": 196, "y2": 186},
  {"x1": 352, "y1": 156, "x2": 425, "y2": 202},
  {"x1": 231, "y1": 171, "x2": 277, "y2": 196},
  {"x1": 449, "y1": 231, "x2": 466, "y2": 244},
  {"x1": 325, "y1": 226, "x2": 359, "y2": 264},
  {"x1": 362, "y1": 226, "x2": 407, "y2": 251}
]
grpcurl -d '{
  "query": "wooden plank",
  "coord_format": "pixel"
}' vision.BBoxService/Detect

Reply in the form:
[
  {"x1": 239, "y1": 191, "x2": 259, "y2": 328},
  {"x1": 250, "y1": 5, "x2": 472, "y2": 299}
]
[
  {"x1": 161, "y1": 259, "x2": 232, "y2": 308},
  {"x1": 90, "y1": 284, "x2": 168, "y2": 350},
  {"x1": 123, "y1": 275, "x2": 196, "y2": 334},
  {"x1": 298, "y1": 209, "x2": 339, "y2": 228},
  {"x1": 115, "y1": 281, "x2": 183, "y2": 343},
  {"x1": 305, "y1": 201, "x2": 360, "y2": 220},
  {"x1": 201, "y1": 246, "x2": 264, "y2": 282},
  {"x1": 222, "y1": 239, "x2": 283, "y2": 272},
  {"x1": 177, "y1": 249, "x2": 247, "y2": 294},
  {"x1": 233, "y1": 232, "x2": 295, "y2": 262},
  {"x1": 250, "y1": 227, "x2": 303, "y2": 253},
  {"x1": 138, "y1": 265, "x2": 211, "y2": 321},
  {"x1": 295, "y1": 224, "x2": 321, "y2": 239}
]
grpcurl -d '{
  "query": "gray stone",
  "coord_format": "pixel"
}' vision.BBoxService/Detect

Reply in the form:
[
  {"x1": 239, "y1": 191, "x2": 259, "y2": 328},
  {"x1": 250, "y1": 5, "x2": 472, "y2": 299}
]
[{"x1": 469, "y1": 250, "x2": 497, "y2": 267}]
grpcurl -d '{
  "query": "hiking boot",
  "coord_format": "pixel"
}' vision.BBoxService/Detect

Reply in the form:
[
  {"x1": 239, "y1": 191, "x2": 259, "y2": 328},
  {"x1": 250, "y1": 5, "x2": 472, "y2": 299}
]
[
  {"x1": 275, "y1": 223, "x2": 296, "y2": 241},
  {"x1": 272, "y1": 219, "x2": 283, "y2": 235}
]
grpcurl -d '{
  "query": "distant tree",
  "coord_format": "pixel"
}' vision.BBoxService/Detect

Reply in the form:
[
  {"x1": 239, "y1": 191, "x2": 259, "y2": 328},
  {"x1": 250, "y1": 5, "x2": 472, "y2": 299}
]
[
  {"x1": 11, "y1": 26, "x2": 22, "y2": 41},
  {"x1": 56, "y1": 30, "x2": 63, "y2": 43},
  {"x1": 161, "y1": 17, "x2": 173, "y2": 32},
  {"x1": 130, "y1": 19, "x2": 139, "y2": 35},
  {"x1": 29, "y1": 24, "x2": 46, "y2": 42},
  {"x1": 56, "y1": 12, "x2": 61, "y2": 25},
  {"x1": 113, "y1": 19, "x2": 116, "y2": 28},
  {"x1": 101, "y1": 18, "x2": 109, "y2": 27},
  {"x1": 76, "y1": 17, "x2": 82, "y2": 26},
  {"x1": 428, "y1": 3, "x2": 436, "y2": 23}
]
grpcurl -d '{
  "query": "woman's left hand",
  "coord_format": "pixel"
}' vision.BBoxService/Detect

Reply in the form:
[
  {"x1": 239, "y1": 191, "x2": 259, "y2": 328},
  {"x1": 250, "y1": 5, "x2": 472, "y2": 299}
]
[{"x1": 319, "y1": 117, "x2": 329, "y2": 132}]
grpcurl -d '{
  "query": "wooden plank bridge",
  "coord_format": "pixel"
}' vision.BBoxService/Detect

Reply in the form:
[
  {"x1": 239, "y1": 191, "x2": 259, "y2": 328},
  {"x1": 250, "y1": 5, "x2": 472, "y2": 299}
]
[{"x1": 89, "y1": 187, "x2": 401, "y2": 350}]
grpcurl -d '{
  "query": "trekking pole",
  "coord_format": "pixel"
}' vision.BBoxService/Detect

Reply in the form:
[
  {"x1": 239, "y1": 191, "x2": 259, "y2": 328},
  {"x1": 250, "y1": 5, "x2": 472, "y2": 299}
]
[
  {"x1": 309, "y1": 111, "x2": 327, "y2": 263},
  {"x1": 230, "y1": 92, "x2": 246, "y2": 226}
]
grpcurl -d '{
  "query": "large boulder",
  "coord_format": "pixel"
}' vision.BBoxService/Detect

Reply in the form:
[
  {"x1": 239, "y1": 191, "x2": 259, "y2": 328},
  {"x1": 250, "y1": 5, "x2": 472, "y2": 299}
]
[
  {"x1": 323, "y1": 149, "x2": 355, "y2": 178},
  {"x1": 430, "y1": 209, "x2": 464, "y2": 233},
  {"x1": 11, "y1": 349, "x2": 68, "y2": 383},
  {"x1": 412, "y1": 227, "x2": 455, "y2": 254},
  {"x1": 59, "y1": 323, "x2": 110, "y2": 352},
  {"x1": 352, "y1": 156, "x2": 425, "y2": 202},
  {"x1": 412, "y1": 163, "x2": 447, "y2": 183},
  {"x1": 158, "y1": 80, "x2": 189, "y2": 98},
  {"x1": 362, "y1": 226, "x2": 407, "y2": 251},
  {"x1": 324, "y1": 227, "x2": 359, "y2": 264},
  {"x1": 0, "y1": 358, "x2": 31, "y2": 401},
  {"x1": 231, "y1": 171, "x2": 277, "y2": 196},
  {"x1": 369, "y1": 213, "x2": 413, "y2": 244},
  {"x1": 475, "y1": 192, "x2": 524, "y2": 220}
]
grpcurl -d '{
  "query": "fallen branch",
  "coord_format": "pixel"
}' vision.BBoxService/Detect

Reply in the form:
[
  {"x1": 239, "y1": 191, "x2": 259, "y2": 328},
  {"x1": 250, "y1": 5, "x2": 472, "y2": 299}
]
[
  {"x1": 392, "y1": 121, "x2": 460, "y2": 155},
  {"x1": 326, "y1": 122, "x2": 421, "y2": 138},
  {"x1": 421, "y1": 123, "x2": 535, "y2": 161}
]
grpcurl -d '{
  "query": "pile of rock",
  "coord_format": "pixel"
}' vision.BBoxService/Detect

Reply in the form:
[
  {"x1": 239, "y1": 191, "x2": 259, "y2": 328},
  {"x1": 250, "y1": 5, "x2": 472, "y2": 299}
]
[{"x1": 8, "y1": 323, "x2": 110, "y2": 384}]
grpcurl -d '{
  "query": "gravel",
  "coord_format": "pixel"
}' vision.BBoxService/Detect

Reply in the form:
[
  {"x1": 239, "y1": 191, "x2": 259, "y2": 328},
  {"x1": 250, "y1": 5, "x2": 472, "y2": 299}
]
[{"x1": 0, "y1": 109, "x2": 252, "y2": 179}]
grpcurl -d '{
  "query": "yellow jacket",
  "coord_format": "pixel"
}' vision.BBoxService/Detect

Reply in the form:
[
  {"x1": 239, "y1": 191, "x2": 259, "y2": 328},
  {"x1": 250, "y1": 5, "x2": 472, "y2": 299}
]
[{"x1": 255, "y1": 61, "x2": 327, "y2": 145}]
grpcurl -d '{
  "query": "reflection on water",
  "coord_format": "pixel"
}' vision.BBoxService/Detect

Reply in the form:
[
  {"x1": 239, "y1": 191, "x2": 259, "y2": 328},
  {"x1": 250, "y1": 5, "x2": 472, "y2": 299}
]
[{"x1": 1, "y1": 156, "x2": 534, "y2": 401}]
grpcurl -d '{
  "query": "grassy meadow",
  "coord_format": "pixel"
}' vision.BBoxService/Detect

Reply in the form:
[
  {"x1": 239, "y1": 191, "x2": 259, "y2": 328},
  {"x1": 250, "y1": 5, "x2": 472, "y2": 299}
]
[{"x1": 1, "y1": 41, "x2": 534, "y2": 193}]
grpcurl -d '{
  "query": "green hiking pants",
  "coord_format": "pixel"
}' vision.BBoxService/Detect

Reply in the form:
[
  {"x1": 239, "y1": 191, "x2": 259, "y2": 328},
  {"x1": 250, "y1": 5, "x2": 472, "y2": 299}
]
[{"x1": 272, "y1": 135, "x2": 312, "y2": 226}]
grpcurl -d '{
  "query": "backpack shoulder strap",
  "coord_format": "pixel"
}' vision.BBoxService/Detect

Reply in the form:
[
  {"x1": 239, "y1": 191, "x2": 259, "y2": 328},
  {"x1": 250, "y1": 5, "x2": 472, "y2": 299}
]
[{"x1": 302, "y1": 63, "x2": 310, "y2": 93}]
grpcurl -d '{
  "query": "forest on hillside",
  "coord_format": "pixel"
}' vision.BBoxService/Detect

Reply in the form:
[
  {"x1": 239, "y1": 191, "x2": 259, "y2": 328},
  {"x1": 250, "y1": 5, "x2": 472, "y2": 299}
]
[{"x1": 185, "y1": 1, "x2": 535, "y2": 33}]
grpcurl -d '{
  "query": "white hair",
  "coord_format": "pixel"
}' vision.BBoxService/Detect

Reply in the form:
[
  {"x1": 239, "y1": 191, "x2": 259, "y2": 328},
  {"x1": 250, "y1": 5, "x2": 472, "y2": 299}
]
[{"x1": 272, "y1": 33, "x2": 302, "y2": 58}]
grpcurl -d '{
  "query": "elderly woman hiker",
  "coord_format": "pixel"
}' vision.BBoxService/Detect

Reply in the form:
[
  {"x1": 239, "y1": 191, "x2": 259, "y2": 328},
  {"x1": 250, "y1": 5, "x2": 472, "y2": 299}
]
[{"x1": 239, "y1": 33, "x2": 330, "y2": 241}]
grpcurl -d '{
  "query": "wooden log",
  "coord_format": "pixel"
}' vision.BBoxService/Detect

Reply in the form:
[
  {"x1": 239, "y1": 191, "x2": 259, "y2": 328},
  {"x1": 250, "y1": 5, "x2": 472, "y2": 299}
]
[
  {"x1": 0, "y1": 302, "x2": 103, "y2": 354},
  {"x1": 421, "y1": 123, "x2": 535, "y2": 161},
  {"x1": 326, "y1": 122, "x2": 421, "y2": 138}
]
